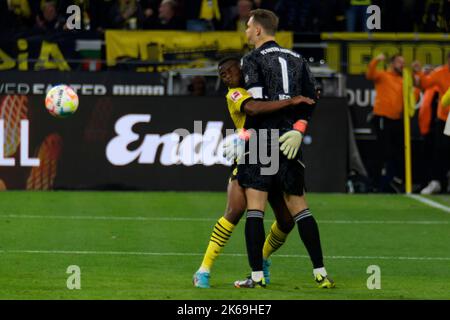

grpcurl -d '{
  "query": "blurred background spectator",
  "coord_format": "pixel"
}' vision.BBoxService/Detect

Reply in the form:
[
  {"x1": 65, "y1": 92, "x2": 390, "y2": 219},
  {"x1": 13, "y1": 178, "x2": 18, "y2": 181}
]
[
  {"x1": 152, "y1": 0, "x2": 185, "y2": 30},
  {"x1": 184, "y1": 0, "x2": 221, "y2": 31},
  {"x1": 420, "y1": 0, "x2": 450, "y2": 32},
  {"x1": 1, "y1": 0, "x2": 448, "y2": 33},
  {"x1": 414, "y1": 53, "x2": 450, "y2": 194},
  {"x1": 223, "y1": 0, "x2": 253, "y2": 32},
  {"x1": 35, "y1": 0, "x2": 65, "y2": 31},
  {"x1": 274, "y1": 0, "x2": 312, "y2": 32},
  {"x1": 89, "y1": 0, "x2": 115, "y2": 31},
  {"x1": 417, "y1": 65, "x2": 441, "y2": 193},
  {"x1": 345, "y1": 0, "x2": 370, "y2": 32},
  {"x1": 188, "y1": 76, "x2": 207, "y2": 96},
  {"x1": 140, "y1": 0, "x2": 160, "y2": 29},
  {"x1": 109, "y1": 0, "x2": 144, "y2": 29},
  {"x1": 0, "y1": 0, "x2": 33, "y2": 31},
  {"x1": 253, "y1": 0, "x2": 277, "y2": 10}
]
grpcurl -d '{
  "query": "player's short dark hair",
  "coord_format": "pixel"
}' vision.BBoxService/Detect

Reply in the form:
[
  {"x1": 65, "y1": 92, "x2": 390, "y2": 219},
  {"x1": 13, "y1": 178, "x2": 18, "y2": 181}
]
[
  {"x1": 249, "y1": 9, "x2": 279, "y2": 36},
  {"x1": 390, "y1": 53, "x2": 403, "y2": 63},
  {"x1": 218, "y1": 56, "x2": 241, "y2": 68}
]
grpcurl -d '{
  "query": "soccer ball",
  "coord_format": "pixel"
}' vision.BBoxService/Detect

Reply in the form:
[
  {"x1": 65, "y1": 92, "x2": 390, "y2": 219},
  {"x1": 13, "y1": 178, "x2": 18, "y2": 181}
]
[{"x1": 45, "y1": 85, "x2": 79, "y2": 118}]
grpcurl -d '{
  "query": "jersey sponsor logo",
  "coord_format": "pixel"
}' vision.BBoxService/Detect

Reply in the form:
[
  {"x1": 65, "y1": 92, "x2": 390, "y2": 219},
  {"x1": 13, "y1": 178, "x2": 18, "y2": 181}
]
[{"x1": 230, "y1": 90, "x2": 243, "y2": 102}]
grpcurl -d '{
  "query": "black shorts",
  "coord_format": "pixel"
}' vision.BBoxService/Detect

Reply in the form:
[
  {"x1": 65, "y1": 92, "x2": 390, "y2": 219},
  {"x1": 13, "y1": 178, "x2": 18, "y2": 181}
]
[{"x1": 237, "y1": 152, "x2": 306, "y2": 196}]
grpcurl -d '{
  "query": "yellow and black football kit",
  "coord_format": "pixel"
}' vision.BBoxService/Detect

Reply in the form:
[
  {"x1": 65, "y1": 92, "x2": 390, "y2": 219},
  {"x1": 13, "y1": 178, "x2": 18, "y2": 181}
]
[
  {"x1": 225, "y1": 87, "x2": 253, "y2": 130},
  {"x1": 225, "y1": 87, "x2": 253, "y2": 181},
  {"x1": 193, "y1": 86, "x2": 294, "y2": 284}
]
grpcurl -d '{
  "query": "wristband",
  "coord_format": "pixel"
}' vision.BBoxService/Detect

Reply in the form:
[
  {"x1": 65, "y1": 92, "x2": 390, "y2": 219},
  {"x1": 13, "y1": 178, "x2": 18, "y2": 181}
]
[
  {"x1": 238, "y1": 128, "x2": 251, "y2": 141},
  {"x1": 293, "y1": 120, "x2": 307, "y2": 134}
]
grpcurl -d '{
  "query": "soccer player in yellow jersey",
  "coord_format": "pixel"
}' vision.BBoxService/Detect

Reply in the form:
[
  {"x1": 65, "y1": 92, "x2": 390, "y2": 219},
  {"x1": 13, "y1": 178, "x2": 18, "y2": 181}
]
[{"x1": 193, "y1": 56, "x2": 314, "y2": 288}]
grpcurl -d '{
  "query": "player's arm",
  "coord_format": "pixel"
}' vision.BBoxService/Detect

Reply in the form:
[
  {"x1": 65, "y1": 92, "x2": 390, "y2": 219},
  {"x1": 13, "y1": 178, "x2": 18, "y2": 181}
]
[
  {"x1": 366, "y1": 54, "x2": 385, "y2": 81},
  {"x1": 412, "y1": 61, "x2": 437, "y2": 89},
  {"x1": 243, "y1": 95, "x2": 314, "y2": 116},
  {"x1": 417, "y1": 71, "x2": 437, "y2": 89}
]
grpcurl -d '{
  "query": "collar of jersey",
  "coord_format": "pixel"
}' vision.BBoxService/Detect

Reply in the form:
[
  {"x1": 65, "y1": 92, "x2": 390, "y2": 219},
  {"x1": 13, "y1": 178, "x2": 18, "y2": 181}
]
[{"x1": 258, "y1": 40, "x2": 279, "y2": 50}]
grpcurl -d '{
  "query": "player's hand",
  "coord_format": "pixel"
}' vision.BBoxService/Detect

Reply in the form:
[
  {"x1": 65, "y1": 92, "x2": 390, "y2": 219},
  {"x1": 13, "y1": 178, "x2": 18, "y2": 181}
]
[
  {"x1": 290, "y1": 95, "x2": 315, "y2": 106},
  {"x1": 411, "y1": 60, "x2": 422, "y2": 73},
  {"x1": 279, "y1": 130, "x2": 303, "y2": 160},
  {"x1": 223, "y1": 136, "x2": 245, "y2": 163},
  {"x1": 375, "y1": 53, "x2": 386, "y2": 61}
]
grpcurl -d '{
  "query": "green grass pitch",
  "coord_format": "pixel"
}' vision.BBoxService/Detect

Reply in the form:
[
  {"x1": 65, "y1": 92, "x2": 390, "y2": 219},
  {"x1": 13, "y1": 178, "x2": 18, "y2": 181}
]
[{"x1": 0, "y1": 191, "x2": 449, "y2": 300}]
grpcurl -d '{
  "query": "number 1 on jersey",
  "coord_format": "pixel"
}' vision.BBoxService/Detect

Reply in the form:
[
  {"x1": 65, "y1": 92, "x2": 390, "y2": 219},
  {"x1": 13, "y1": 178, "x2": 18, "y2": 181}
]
[{"x1": 278, "y1": 57, "x2": 289, "y2": 94}]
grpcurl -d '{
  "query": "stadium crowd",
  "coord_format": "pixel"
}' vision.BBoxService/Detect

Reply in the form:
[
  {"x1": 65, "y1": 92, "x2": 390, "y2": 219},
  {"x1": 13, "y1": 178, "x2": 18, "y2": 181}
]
[{"x1": 1, "y1": 0, "x2": 449, "y2": 33}]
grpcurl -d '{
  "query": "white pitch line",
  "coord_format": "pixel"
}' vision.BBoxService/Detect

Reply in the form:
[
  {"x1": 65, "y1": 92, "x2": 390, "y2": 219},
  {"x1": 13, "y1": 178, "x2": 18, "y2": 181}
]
[
  {"x1": 0, "y1": 214, "x2": 213, "y2": 222},
  {"x1": 318, "y1": 220, "x2": 448, "y2": 225},
  {"x1": 405, "y1": 194, "x2": 450, "y2": 214},
  {"x1": 0, "y1": 214, "x2": 448, "y2": 225},
  {"x1": 0, "y1": 249, "x2": 449, "y2": 261}
]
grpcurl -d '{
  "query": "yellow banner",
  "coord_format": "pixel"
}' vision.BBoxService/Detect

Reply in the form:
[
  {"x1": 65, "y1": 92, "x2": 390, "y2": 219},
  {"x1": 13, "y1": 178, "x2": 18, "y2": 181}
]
[
  {"x1": 320, "y1": 33, "x2": 450, "y2": 75},
  {"x1": 105, "y1": 30, "x2": 293, "y2": 67},
  {"x1": 321, "y1": 32, "x2": 450, "y2": 41}
]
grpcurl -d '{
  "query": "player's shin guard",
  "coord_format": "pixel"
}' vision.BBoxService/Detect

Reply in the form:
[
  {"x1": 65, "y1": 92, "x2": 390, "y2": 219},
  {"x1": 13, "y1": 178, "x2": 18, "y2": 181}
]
[
  {"x1": 293, "y1": 208, "x2": 324, "y2": 269},
  {"x1": 245, "y1": 210, "x2": 265, "y2": 280},
  {"x1": 199, "y1": 217, "x2": 235, "y2": 272},
  {"x1": 263, "y1": 221, "x2": 289, "y2": 260}
]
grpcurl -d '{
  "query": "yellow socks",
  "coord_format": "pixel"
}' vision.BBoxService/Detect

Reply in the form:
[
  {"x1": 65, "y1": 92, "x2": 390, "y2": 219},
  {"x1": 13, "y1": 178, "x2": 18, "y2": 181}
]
[
  {"x1": 263, "y1": 221, "x2": 289, "y2": 260},
  {"x1": 199, "y1": 217, "x2": 235, "y2": 272}
]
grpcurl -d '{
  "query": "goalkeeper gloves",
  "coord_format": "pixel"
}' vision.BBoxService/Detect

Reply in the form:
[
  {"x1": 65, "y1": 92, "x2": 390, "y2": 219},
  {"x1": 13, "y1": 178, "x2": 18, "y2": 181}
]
[
  {"x1": 279, "y1": 120, "x2": 307, "y2": 160},
  {"x1": 223, "y1": 129, "x2": 250, "y2": 163},
  {"x1": 279, "y1": 130, "x2": 303, "y2": 160}
]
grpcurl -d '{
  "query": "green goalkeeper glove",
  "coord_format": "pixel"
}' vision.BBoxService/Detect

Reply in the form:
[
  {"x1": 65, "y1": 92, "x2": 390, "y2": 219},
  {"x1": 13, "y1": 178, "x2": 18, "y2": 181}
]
[{"x1": 279, "y1": 130, "x2": 303, "y2": 160}]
